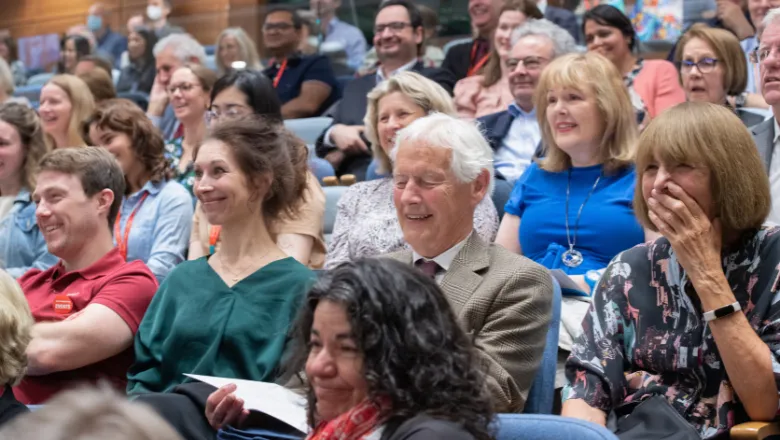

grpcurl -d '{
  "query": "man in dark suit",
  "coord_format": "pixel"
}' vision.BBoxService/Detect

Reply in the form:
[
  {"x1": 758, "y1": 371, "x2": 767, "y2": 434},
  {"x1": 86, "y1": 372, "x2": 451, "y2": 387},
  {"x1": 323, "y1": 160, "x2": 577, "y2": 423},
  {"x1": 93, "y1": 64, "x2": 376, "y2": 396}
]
[
  {"x1": 479, "y1": 19, "x2": 577, "y2": 184},
  {"x1": 538, "y1": 1, "x2": 580, "y2": 42},
  {"x1": 440, "y1": 0, "x2": 502, "y2": 82},
  {"x1": 315, "y1": 0, "x2": 456, "y2": 180},
  {"x1": 750, "y1": 10, "x2": 780, "y2": 224}
]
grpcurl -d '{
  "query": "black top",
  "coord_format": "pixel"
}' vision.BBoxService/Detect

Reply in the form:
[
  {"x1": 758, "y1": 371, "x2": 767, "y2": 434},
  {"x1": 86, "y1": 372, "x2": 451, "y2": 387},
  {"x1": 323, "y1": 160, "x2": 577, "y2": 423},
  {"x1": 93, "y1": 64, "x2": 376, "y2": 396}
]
[
  {"x1": 116, "y1": 60, "x2": 156, "y2": 95},
  {"x1": 263, "y1": 54, "x2": 341, "y2": 117},
  {"x1": 0, "y1": 385, "x2": 28, "y2": 428},
  {"x1": 385, "y1": 415, "x2": 476, "y2": 440}
]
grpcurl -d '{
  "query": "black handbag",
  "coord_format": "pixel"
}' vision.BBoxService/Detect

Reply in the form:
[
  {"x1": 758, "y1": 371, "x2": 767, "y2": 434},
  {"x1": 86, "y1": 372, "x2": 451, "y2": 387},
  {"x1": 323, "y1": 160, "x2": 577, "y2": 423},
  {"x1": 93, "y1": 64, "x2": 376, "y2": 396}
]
[{"x1": 611, "y1": 395, "x2": 701, "y2": 440}]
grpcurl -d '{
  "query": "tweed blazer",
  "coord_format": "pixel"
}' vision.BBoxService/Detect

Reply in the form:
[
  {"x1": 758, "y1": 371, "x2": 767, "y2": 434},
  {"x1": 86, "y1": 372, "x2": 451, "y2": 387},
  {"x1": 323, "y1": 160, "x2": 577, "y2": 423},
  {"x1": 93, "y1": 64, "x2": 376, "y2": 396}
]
[{"x1": 387, "y1": 233, "x2": 553, "y2": 413}]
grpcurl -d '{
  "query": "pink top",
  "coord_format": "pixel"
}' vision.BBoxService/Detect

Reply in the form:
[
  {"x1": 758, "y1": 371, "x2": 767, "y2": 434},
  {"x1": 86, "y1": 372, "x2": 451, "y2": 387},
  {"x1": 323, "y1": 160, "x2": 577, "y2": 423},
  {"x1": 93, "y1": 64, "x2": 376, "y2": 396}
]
[
  {"x1": 454, "y1": 75, "x2": 515, "y2": 119},
  {"x1": 632, "y1": 59, "x2": 686, "y2": 118}
]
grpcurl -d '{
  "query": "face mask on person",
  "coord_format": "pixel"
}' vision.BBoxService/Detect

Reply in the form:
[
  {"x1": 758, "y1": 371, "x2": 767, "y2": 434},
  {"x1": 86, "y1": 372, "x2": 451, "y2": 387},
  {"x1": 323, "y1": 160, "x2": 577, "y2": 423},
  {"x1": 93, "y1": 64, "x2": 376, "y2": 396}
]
[
  {"x1": 147, "y1": 5, "x2": 163, "y2": 21},
  {"x1": 87, "y1": 15, "x2": 103, "y2": 32}
]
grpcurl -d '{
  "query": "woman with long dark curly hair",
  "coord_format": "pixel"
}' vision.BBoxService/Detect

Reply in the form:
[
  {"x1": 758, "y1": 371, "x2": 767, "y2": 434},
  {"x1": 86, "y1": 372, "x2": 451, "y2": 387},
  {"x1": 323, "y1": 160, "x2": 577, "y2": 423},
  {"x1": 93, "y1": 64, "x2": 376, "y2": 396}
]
[
  {"x1": 84, "y1": 98, "x2": 193, "y2": 283},
  {"x1": 205, "y1": 258, "x2": 495, "y2": 440}
]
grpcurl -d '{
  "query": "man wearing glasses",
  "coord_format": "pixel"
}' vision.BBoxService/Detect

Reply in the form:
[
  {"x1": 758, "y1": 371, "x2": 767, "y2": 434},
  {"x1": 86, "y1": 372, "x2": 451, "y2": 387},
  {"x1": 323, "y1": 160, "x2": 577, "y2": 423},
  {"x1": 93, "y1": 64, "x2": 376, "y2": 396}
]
[
  {"x1": 315, "y1": 0, "x2": 456, "y2": 181},
  {"x1": 479, "y1": 19, "x2": 577, "y2": 185},
  {"x1": 750, "y1": 7, "x2": 780, "y2": 224},
  {"x1": 261, "y1": 7, "x2": 340, "y2": 119}
]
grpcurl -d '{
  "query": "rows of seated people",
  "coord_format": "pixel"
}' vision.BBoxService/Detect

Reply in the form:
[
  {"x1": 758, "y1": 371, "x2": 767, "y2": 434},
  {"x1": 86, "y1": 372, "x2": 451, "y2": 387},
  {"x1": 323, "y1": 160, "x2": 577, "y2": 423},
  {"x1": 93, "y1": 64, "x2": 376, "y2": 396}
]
[{"x1": 1, "y1": 1, "x2": 780, "y2": 440}]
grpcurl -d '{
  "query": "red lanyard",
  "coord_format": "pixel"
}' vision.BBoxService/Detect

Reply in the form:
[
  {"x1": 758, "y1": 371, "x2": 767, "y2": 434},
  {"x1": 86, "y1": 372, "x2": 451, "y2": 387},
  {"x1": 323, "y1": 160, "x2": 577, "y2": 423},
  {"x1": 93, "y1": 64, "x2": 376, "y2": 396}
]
[
  {"x1": 114, "y1": 192, "x2": 149, "y2": 261},
  {"x1": 273, "y1": 59, "x2": 288, "y2": 88},
  {"x1": 467, "y1": 41, "x2": 490, "y2": 77},
  {"x1": 209, "y1": 225, "x2": 222, "y2": 255}
]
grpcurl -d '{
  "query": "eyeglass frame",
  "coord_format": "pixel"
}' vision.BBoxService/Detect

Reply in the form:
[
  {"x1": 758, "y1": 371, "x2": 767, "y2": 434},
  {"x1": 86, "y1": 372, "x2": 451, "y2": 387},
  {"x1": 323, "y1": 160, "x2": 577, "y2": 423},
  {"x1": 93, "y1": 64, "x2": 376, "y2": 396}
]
[
  {"x1": 263, "y1": 22, "x2": 296, "y2": 32},
  {"x1": 167, "y1": 82, "x2": 203, "y2": 95},
  {"x1": 751, "y1": 45, "x2": 780, "y2": 64},
  {"x1": 504, "y1": 56, "x2": 550, "y2": 72},
  {"x1": 206, "y1": 104, "x2": 253, "y2": 124},
  {"x1": 678, "y1": 57, "x2": 719, "y2": 74},
  {"x1": 374, "y1": 21, "x2": 414, "y2": 34}
]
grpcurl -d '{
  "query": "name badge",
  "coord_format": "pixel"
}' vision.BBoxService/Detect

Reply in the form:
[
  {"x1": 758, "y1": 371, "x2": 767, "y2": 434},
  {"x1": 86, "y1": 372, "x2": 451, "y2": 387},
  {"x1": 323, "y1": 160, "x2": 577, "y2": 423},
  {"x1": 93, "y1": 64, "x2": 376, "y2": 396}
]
[{"x1": 53, "y1": 294, "x2": 73, "y2": 315}]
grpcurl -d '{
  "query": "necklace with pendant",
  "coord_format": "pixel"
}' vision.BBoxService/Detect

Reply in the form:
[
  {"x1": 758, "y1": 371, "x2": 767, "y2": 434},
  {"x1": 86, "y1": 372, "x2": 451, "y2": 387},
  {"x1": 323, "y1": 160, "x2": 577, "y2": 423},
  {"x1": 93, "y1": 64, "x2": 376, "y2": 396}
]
[{"x1": 562, "y1": 168, "x2": 602, "y2": 268}]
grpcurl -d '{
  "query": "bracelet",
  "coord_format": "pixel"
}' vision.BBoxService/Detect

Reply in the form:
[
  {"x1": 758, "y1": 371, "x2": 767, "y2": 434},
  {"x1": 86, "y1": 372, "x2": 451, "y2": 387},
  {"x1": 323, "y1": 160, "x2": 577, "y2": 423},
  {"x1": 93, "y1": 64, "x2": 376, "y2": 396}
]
[{"x1": 703, "y1": 301, "x2": 742, "y2": 323}]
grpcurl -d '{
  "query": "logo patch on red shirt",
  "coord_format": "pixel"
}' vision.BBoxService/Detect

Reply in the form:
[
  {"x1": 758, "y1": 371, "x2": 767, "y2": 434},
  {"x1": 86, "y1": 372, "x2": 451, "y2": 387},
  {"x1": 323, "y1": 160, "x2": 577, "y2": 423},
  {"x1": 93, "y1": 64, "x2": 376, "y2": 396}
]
[{"x1": 53, "y1": 294, "x2": 73, "y2": 314}]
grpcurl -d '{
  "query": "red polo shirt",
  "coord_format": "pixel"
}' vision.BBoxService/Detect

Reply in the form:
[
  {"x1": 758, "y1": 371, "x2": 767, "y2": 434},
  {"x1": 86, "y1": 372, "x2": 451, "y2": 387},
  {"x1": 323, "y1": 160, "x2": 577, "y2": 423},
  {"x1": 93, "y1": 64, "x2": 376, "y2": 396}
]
[{"x1": 14, "y1": 248, "x2": 157, "y2": 404}]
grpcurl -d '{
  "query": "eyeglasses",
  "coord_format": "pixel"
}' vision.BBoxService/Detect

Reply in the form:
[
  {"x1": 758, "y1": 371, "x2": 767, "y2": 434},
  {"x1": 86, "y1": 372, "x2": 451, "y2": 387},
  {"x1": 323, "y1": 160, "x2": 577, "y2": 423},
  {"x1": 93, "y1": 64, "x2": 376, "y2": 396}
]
[
  {"x1": 374, "y1": 22, "x2": 413, "y2": 34},
  {"x1": 751, "y1": 46, "x2": 780, "y2": 64},
  {"x1": 263, "y1": 22, "x2": 295, "y2": 32},
  {"x1": 679, "y1": 58, "x2": 718, "y2": 73},
  {"x1": 206, "y1": 105, "x2": 252, "y2": 124},
  {"x1": 505, "y1": 56, "x2": 549, "y2": 71},
  {"x1": 167, "y1": 82, "x2": 201, "y2": 95}
]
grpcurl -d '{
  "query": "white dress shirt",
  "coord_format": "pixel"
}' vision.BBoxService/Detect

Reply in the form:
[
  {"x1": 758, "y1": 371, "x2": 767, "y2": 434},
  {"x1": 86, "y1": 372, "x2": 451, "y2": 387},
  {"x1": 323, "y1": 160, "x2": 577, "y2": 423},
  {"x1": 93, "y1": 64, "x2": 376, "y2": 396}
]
[
  {"x1": 494, "y1": 103, "x2": 541, "y2": 183},
  {"x1": 767, "y1": 118, "x2": 780, "y2": 225},
  {"x1": 412, "y1": 233, "x2": 472, "y2": 284}
]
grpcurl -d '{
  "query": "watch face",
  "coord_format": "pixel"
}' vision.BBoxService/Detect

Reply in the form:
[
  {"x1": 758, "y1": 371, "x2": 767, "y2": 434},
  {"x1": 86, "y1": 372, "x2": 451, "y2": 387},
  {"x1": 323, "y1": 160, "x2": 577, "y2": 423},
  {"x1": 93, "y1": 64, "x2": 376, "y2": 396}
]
[{"x1": 714, "y1": 305, "x2": 735, "y2": 318}]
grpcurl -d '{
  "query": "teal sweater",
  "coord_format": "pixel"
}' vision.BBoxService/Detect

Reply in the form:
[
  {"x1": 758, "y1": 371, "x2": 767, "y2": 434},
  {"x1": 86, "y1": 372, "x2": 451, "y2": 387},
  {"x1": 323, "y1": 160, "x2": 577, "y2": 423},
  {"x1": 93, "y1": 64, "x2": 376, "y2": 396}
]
[{"x1": 127, "y1": 257, "x2": 316, "y2": 395}]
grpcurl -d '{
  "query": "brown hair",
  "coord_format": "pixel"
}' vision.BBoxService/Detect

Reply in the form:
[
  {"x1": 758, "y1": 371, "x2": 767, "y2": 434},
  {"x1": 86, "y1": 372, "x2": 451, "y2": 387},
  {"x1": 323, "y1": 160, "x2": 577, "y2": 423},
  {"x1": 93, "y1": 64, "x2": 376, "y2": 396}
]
[
  {"x1": 43, "y1": 75, "x2": 95, "y2": 149},
  {"x1": 77, "y1": 54, "x2": 114, "y2": 78},
  {"x1": 0, "y1": 102, "x2": 50, "y2": 193},
  {"x1": 195, "y1": 116, "x2": 309, "y2": 223},
  {"x1": 77, "y1": 68, "x2": 117, "y2": 104},
  {"x1": 83, "y1": 99, "x2": 170, "y2": 191},
  {"x1": 634, "y1": 102, "x2": 770, "y2": 234},
  {"x1": 534, "y1": 52, "x2": 636, "y2": 173},
  {"x1": 674, "y1": 24, "x2": 747, "y2": 96},
  {"x1": 180, "y1": 63, "x2": 217, "y2": 95},
  {"x1": 38, "y1": 147, "x2": 125, "y2": 229},
  {"x1": 481, "y1": 0, "x2": 543, "y2": 87}
]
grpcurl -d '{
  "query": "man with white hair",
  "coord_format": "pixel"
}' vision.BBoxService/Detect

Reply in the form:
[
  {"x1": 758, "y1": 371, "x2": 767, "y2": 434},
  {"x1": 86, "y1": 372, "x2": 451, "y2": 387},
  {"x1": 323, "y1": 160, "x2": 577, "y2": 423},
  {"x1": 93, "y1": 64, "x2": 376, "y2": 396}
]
[
  {"x1": 388, "y1": 113, "x2": 553, "y2": 413},
  {"x1": 147, "y1": 33, "x2": 207, "y2": 141},
  {"x1": 479, "y1": 19, "x2": 577, "y2": 184}
]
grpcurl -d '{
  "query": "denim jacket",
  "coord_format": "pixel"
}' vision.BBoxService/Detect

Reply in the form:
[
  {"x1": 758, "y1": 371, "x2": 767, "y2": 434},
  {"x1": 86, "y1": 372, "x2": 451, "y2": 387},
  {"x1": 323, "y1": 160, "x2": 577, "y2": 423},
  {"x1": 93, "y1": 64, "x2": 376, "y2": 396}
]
[{"x1": 0, "y1": 189, "x2": 58, "y2": 278}]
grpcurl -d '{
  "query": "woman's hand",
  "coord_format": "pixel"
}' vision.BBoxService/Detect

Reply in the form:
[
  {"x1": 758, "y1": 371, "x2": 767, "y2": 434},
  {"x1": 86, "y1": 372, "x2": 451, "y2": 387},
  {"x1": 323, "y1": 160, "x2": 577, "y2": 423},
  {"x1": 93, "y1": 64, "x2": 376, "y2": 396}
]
[
  {"x1": 205, "y1": 383, "x2": 250, "y2": 430},
  {"x1": 646, "y1": 182, "x2": 723, "y2": 283}
]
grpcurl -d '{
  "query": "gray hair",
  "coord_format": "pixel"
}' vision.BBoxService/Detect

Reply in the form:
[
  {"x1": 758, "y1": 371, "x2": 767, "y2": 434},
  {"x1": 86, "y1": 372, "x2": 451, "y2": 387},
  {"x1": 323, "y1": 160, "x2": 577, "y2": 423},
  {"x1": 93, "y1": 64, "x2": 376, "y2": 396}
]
[
  {"x1": 763, "y1": 8, "x2": 780, "y2": 33},
  {"x1": 391, "y1": 113, "x2": 495, "y2": 196},
  {"x1": 153, "y1": 33, "x2": 207, "y2": 65},
  {"x1": 510, "y1": 18, "x2": 579, "y2": 58}
]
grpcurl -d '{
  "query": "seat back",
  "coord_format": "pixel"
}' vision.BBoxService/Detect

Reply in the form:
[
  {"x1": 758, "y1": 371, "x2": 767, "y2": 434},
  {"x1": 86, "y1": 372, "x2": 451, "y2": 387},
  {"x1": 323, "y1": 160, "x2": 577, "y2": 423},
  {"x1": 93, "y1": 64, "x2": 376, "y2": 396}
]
[
  {"x1": 365, "y1": 159, "x2": 387, "y2": 181},
  {"x1": 523, "y1": 275, "x2": 562, "y2": 414},
  {"x1": 494, "y1": 414, "x2": 618, "y2": 440},
  {"x1": 284, "y1": 117, "x2": 334, "y2": 145},
  {"x1": 323, "y1": 186, "x2": 349, "y2": 244},
  {"x1": 26, "y1": 72, "x2": 54, "y2": 86},
  {"x1": 118, "y1": 91, "x2": 150, "y2": 112},
  {"x1": 13, "y1": 84, "x2": 43, "y2": 104}
]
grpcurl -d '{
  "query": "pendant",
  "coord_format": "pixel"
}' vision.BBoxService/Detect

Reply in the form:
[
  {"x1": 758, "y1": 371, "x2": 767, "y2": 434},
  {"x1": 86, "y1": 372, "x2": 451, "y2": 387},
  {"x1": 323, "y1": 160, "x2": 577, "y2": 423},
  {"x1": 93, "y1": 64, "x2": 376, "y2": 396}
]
[{"x1": 562, "y1": 248, "x2": 584, "y2": 268}]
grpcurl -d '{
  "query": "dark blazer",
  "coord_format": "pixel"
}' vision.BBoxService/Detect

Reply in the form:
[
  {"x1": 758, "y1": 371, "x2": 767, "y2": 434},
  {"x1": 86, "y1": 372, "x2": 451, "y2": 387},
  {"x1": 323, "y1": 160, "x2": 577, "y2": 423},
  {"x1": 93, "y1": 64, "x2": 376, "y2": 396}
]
[
  {"x1": 0, "y1": 385, "x2": 28, "y2": 428},
  {"x1": 751, "y1": 117, "x2": 775, "y2": 174},
  {"x1": 478, "y1": 109, "x2": 544, "y2": 173},
  {"x1": 315, "y1": 61, "x2": 456, "y2": 180},
  {"x1": 441, "y1": 41, "x2": 473, "y2": 82},
  {"x1": 545, "y1": 6, "x2": 580, "y2": 43}
]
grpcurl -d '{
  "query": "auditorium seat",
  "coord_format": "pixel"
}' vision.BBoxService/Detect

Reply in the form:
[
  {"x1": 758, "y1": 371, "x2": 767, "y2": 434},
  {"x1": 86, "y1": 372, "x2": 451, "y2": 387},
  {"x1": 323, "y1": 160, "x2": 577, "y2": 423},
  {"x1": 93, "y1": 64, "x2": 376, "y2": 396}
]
[
  {"x1": 12, "y1": 84, "x2": 43, "y2": 104},
  {"x1": 118, "y1": 92, "x2": 150, "y2": 112},
  {"x1": 26, "y1": 73, "x2": 54, "y2": 87},
  {"x1": 204, "y1": 45, "x2": 216, "y2": 56},
  {"x1": 284, "y1": 117, "x2": 333, "y2": 145},
  {"x1": 494, "y1": 414, "x2": 617, "y2": 440},
  {"x1": 323, "y1": 185, "x2": 349, "y2": 244},
  {"x1": 523, "y1": 276, "x2": 561, "y2": 415}
]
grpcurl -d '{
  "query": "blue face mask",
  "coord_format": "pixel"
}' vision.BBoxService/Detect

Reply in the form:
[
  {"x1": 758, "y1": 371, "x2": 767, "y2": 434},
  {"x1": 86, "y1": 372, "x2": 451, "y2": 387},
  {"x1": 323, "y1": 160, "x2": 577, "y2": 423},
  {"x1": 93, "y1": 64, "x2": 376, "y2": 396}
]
[{"x1": 87, "y1": 15, "x2": 103, "y2": 32}]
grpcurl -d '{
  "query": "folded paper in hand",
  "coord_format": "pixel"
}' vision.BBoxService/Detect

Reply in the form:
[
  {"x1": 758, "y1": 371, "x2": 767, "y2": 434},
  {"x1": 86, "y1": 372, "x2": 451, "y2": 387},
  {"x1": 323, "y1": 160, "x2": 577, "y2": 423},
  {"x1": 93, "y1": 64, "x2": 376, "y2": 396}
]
[{"x1": 185, "y1": 374, "x2": 308, "y2": 434}]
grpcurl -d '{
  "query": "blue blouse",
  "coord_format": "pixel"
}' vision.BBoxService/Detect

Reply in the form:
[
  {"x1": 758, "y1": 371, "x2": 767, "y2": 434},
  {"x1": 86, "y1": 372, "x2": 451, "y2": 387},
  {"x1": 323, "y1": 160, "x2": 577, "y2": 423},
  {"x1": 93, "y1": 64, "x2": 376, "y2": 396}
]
[
  {"x1": 504, "y1": 163, "x2": 644, "y2": 275},
  {"x1": 113, "y1": 179, "x2": 193, "y2": 283},
  {"x1": 0, "y1": 189, "x2": 58, "y2": 278}
]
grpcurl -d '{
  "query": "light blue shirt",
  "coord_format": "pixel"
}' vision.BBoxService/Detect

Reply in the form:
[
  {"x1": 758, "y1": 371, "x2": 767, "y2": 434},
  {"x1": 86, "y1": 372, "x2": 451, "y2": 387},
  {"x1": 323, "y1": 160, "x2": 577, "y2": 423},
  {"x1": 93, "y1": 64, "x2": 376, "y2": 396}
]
[
  {"x1": 326, "y1": 17, "x2": 368, "y2": 71},
  {"x1": 683, "y1": 0, "x2": 716, "y2": 29},
  {"x1": 495, "y1": 103, "x2": 541, "y2": 184},
  {"x1": 742, "y1": 36, "x2": 759, "y2": 94},
  {"x1": 0, "y1": 189, "x2": 58, "y2": 278},
  {"x1": 113, "y1": 179, "x2": 193, "y2": 283}
]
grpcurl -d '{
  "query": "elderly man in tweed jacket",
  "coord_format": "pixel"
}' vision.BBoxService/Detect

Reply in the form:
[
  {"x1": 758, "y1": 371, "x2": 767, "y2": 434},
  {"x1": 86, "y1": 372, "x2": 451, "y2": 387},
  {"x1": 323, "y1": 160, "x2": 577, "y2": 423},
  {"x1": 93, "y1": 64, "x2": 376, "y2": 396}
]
[{"x1": 386, "y1": 113, "x2": 553, "y2": 413}]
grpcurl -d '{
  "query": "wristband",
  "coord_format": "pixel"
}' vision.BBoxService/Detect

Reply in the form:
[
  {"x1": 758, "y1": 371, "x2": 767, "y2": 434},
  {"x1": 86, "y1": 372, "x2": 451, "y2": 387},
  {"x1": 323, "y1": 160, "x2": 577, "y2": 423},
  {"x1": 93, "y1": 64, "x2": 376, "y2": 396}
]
[{"x1": 703, "y1": 301, "x2": 741, "y2": 322}]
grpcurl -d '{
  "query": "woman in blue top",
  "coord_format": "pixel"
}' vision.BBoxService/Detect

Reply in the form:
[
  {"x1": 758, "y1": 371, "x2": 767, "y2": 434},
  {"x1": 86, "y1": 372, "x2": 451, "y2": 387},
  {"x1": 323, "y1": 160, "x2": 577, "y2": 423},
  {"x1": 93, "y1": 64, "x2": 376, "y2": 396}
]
[
  {"x1": 85, "y1": 99, "x2": 193, "y2": 283},
  {"x1": 496, "y1": 52, "x2": 654, "y2": 292},
  {"x1": 0, "y1": 103, "x2": 57, "y2": 278}
]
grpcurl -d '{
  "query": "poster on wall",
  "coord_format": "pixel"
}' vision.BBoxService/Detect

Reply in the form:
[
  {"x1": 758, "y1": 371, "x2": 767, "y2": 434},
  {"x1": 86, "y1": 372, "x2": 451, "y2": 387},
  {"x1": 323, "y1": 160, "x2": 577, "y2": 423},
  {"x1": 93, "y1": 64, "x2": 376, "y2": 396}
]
[{"x1": 584, "y1": 0, "x2": 683, "y2": 42}]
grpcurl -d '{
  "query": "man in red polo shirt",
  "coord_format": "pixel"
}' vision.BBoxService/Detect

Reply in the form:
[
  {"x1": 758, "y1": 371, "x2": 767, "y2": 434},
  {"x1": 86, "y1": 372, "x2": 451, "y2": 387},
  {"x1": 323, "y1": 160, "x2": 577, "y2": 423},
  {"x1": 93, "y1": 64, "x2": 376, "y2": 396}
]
[{"x1": 14, "y1": 147, "x2": 158, "y2": 404}]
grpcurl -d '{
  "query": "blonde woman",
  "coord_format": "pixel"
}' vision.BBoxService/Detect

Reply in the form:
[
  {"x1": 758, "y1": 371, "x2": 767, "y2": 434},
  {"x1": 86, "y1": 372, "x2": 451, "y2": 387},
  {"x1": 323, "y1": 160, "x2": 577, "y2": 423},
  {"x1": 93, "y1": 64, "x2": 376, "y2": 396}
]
[
  {"x1": 0, "y1": 270, "x2": 33, "y2": 427},
  {"x1": 39, "y1": 75, "x2": 95, "y2": 149},
  {"x1": 215, "y1": 28, "x2": 263, "y2": 75},
  {"x1": 325, "y1": 71, "x2": 498, "y2": 268},
  {"x1": 453, "y1": 0, "x2": 543, "y2": 119}
]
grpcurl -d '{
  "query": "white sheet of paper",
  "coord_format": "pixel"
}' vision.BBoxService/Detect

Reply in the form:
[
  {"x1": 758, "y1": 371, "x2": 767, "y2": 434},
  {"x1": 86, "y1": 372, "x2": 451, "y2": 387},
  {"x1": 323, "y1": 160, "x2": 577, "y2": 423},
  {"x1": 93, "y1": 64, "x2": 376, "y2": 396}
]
[{"x1": 184, "y1": 374, "x2": 309, "y2": 434}]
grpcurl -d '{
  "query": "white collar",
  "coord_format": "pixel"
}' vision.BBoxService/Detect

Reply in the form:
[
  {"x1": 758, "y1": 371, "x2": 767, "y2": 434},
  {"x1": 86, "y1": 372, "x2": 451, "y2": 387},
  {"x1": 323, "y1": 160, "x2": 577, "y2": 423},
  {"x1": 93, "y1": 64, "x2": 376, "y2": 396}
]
[
  {"x1": 376, "y1": 58, "x2": 419, "y2": 83},
  {"x1": 537, "y1": 0, "x2": 547, "y2": 13},
  {"x1": 412, "y1": 232, "x2": 472, "y2": 272}
]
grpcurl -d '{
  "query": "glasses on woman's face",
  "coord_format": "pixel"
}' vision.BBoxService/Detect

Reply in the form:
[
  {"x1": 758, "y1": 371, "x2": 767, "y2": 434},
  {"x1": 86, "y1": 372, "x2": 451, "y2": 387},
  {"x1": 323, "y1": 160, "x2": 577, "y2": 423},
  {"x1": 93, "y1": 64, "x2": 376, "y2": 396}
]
[
  {"x1": 679, "y1": 58, "x2": 719, "y2": 74},
  {"x1": 167, "y1": 82, "x2": 201, "y2": 95},
  {"x1": 206, "y1": 104, "x2": 252, "y2": 124}
]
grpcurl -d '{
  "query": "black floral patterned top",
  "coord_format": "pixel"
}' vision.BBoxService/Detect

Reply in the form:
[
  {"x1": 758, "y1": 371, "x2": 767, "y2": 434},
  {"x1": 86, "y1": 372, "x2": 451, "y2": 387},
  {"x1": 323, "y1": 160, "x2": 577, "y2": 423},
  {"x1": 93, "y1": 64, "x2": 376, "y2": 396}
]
[
  {"x1": 563, "y1": 226, "x2": 780, "y2": 438},
  {"x1": 164, "y1": 137, "x2": 195, "y2": 198}
]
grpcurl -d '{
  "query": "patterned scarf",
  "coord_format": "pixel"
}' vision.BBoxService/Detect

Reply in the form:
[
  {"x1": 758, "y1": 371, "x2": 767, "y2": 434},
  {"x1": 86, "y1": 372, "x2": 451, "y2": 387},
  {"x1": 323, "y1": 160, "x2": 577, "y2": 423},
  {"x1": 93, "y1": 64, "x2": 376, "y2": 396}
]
[{"x1": 306, "y1": 399, "x2": 387, "y2": 440}]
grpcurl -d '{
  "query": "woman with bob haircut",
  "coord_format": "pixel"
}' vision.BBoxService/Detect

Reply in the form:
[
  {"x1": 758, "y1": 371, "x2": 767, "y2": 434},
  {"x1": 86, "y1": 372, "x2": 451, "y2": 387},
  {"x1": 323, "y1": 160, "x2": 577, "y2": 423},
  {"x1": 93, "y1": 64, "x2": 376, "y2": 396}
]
[
  {"x1": 675, "y1": 24, "x2": 765, "y2": 127},
  {"x1": 39, "y1": 74, "x2": 95, "y2": 149},
  {"x1": 325, "y1": 71, "x2": 498, "y2": 269},
  {"x1": 205, "y1": 258, "x2": 494, "y2": 440},
  {"x1": 562, "y1": 102, "x2": 780, "y2": 437},
  {"x1": 85, "y1": 99, "x2": 194, "y2": 283},
  {"x1": 497, "y1": 52, "x2": 650, "y2": 291},
  {"x1": 0, "y1": 270, "x2": 33, "y2": 427}
]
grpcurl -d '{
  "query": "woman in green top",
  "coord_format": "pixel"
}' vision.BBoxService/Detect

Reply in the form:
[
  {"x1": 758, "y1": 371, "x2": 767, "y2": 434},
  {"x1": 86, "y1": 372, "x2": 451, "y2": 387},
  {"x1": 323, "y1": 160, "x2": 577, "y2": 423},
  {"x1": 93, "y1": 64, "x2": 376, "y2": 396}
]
[{"x1": 127, "y1": 116, "x2": 317, "y2": 394}]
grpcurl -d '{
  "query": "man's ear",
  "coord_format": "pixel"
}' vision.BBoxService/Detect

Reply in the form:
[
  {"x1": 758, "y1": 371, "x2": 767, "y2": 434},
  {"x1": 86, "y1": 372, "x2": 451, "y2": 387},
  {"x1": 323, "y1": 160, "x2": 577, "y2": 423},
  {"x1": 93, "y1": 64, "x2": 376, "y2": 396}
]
[
  {"x1": 96, "y1": 188, "x2": 115, "y2": 220},
  {"x1": 413, "y1": 26, "x2": 424, "y2": 46},
  {"x1": 471, "y1": 168, "x2": 491, "y2": 204}
]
